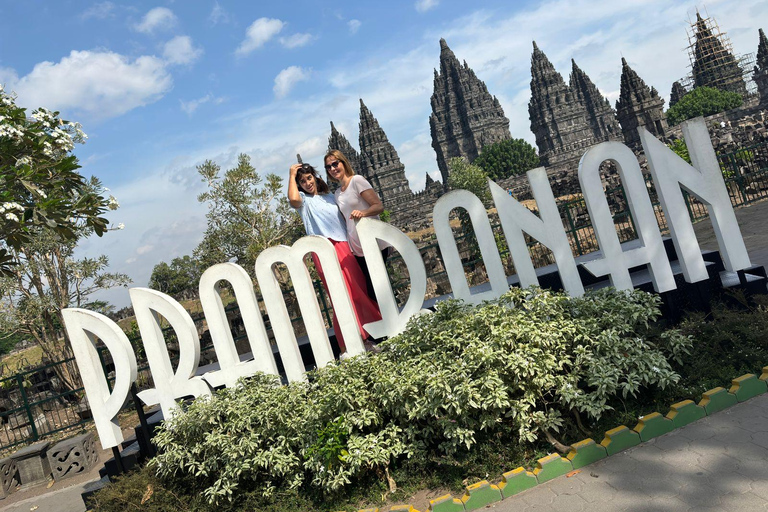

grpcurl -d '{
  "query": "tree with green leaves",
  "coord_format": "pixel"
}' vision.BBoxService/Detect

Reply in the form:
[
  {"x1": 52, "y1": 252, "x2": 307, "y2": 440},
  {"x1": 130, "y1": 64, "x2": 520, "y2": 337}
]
[
  {"x1": 0, "y1": 86, "x2": 128, "y2": 391},
  {"x1": 194, "y1": 154, "x2": 303, "y2": 273},
  {"x1": 666, "y1": 86, "x2": 743, "y2": 126},
  {"x1": 447, "y1": 157, "x2": 491, "y2": 258},
  {"x1": 472, "y1": 138, "x2": 540, "y2": 181},
  {"x1": 0, "y1": 85, "x2": 114, "y2": 276},
  {"x1": 149, "y1": 255, "x2": 202, "y2": 301}
]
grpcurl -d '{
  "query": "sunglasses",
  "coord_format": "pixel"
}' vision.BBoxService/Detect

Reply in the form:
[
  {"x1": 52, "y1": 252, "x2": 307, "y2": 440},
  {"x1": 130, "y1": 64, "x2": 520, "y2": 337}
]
[{"x1": 324, "y1": 161, "x2": 342, "y2": 171}]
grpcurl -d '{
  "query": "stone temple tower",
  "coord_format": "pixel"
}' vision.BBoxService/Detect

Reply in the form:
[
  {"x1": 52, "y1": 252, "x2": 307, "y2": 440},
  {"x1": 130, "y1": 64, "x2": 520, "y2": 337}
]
[
  {"x1": 528, "y1": 42, "x2": 603, "y2": 169},
  {"x1": 358, "y1": 99, "x2": 414, "y2": 216},
  {"x1": 754, "y1": 28, "x2": 768, "y2": 110},
  {"x1": 615, "y1": 58, "x2": 667, "y2": 148},
  {"x1": 569, "y1": 59, "x2": 623, "y2": 144},
  {"x1": 669, "y1": 81, "x2": 687, "y2": 108},
  {"x1": 429, "y1": 38, "x2": 510, "y2": 189}
]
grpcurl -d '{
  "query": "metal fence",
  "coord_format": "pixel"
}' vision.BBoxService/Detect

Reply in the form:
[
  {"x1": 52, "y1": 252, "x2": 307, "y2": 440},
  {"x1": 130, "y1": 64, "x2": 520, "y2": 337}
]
[{"x1": 1, "y1": 139, "x2": 767, "y2": 455}]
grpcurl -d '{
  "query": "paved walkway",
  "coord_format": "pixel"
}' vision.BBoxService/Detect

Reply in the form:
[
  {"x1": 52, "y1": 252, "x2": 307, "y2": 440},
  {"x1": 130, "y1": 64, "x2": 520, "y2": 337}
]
[{"x1": 491, "y1": 394, "x2": 768, "y2": 512}]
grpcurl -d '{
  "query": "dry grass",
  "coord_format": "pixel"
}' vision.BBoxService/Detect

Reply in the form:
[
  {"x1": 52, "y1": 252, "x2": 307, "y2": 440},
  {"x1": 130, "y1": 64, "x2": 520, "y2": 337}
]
[{"x1": 0, "y1": 345, "x2": 44, "y2": 372}]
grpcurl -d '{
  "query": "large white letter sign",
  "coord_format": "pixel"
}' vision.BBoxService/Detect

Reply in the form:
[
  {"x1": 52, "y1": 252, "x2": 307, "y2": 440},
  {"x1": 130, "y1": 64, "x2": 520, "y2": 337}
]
[
  {"x1": 490, "y1": 169, "x2": 584, "y2": 296},
  {"x1": 358, "y1": 217, "x2": 431, "y2": 338},
  {"x1": 198, "y1": 263, "x2": 278, "y2": 388},
  {"x1": 129, "y1": 288, "x2": 211, "y2": 419},
  {"x1": 255, "y1": 236, "x2": 364, "y2": 382},
  {"x1": 62, "y1": 309, "x2": 137, "y2": 449},
  {"x1": 641, "y1": 118, "x2": 751, "y2": 282},
  {"x1": 579, "y1": 142, "x2": 676, "y2": 292},
  {"x1": 433, "y1": 190, "x2": 508, "y2": 304}
]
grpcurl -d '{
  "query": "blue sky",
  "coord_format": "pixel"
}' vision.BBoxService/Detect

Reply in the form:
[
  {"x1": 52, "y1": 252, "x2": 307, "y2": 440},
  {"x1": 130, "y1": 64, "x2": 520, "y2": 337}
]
[{"x1": 1, "y1": 0, "x2": 766, "y2": 308}]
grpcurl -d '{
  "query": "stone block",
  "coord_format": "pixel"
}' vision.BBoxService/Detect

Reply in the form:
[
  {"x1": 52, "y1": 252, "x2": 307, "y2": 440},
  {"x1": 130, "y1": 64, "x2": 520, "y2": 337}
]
[
  {"x1": 0, "y1": 457, "x2": 18, "y2": 499},
  {"x1": 533, "y1": 453, "x2": 572, "y2": 483},
  {"x1": 600, "y1": 426, "x2": 640, "y2": 456},
  {"x1": 498, "y1": 467, "x2": 538, "y2": 498},
  {"x1": 428, "y1": 494, "x2": 465, "y2": 512},
  {"x1": 633, "y1": 412, "x2": 674, "y2": 442},
  {"x1": 460, "y1": 481, "x2": 502, "y2": 511},
  {"x1": 47, "y1": 432, "x2": 99, "y2": 481},
  {"x1": 665, "y1": 399, "x2": 706, "y2": 429},
  {"x1": 10, "y1": 441, "x2": 51, "y2": 489},
  {"x1": 729, "y1": 374, "x2": 767, "y2": 402},
  {"x1": 566, "y1": 438, "x2": 607, "y2": 469},
  {"x1": 698, "y1": 387, "x2": 738, "y2": 415}
]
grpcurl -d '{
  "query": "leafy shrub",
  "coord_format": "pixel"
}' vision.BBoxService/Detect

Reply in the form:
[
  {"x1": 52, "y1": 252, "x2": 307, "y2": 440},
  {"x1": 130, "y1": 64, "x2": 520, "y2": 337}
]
[
  {"x1": 666, "y1": 86, "x2": 742, "y2": 126},
  {"x1": 473, "y1": 138, "x2": 540, "y2": 180},
  {"x1": 150, "y1": 287, "x2": 690, "y2": 506}
]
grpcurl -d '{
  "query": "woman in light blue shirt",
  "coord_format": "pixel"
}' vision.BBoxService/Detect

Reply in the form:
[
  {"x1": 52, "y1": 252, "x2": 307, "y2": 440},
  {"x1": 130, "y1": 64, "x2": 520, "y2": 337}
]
[{"x1": 287, "y1": 163, "x2": 381, "y2": 357}]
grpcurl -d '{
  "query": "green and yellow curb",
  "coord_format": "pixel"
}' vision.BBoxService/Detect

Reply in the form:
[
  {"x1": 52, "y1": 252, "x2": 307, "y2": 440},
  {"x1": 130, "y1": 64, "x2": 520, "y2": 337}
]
[
  {"x1": 533, "y1": 453, "x2": 573, "y2": 483},
  {"x1": 665, "y1": 399, "x2": 706, "y2": 428},
  {"x1": 498, "y1": 467, "x2": 538, "y2": 498},
  {"x1": 729, "y1": 374, "x2": 767, "y2": 402},
  {"x1": 460, "y1": 481, "x2": 502, "y2": 510},
  {"x1": 428, "y1": 494, "x2": 464, "y2": 512},
  {"x1": 600, "y1": 425, "x2": 641, "y2": 456},
  {"x1": 567, "y1": 438, "x2": 607, "y2": 469},
  {"x1": 633, "y1": 412, "x2": 674, "y2": 442},
  {"x1": 699, "y1": 387, "x2": 738, "y2": 415}
]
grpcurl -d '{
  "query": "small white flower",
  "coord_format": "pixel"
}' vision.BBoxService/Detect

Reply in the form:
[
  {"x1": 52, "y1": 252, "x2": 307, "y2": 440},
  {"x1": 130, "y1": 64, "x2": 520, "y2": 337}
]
[
  {"x1": 107, "y1": 195, "x2": 120, "y2": 210},
  {"x1": 5, "y1": 212, "x2": 19, "y2": 222},
  {"x1": 117, "y1": 223, "x2": 125, "y2": 230}
]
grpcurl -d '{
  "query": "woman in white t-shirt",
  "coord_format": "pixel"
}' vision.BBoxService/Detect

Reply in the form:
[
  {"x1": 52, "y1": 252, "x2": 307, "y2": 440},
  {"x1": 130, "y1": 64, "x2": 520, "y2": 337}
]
[
  {"x1": 324, "y1": 150, "x2": 390, "y2": 301},
  {"x1": 287, "y1": 163, "x2": 381, "y2": 357}
]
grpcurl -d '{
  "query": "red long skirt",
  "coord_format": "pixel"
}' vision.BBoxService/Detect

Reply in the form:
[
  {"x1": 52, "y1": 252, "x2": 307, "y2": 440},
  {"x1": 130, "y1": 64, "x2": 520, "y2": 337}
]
[{"x1": 311, "y1": 239, "x2": 382, "y2": 352}]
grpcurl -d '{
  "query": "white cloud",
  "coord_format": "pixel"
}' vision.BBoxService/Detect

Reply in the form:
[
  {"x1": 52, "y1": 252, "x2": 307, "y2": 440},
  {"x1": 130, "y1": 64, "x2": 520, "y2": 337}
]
[
  {"x1": 209, "y1": 1, "x2": 230, "y2": 24},
  {"x1": 81, "y1": 2, "x2": 116, "y2": 20},
  {"x1": 415, "y1": 0, "x2": 439, "y2": 13},
  {"x1": 179, "y1": 94, "x2": 224, "y2": 115},
  {"x1": 163, "y1": 35, "x2": 203, "y2": 65},
  {"x1": 348, "y1": 19, "x2": 361, "y2": 34},
  {"x1": 280, "y1": 33, "x2": 313, "y2": 49},
  {"x1": 273, "y1": 66, "x2": 310, "y2": 99},
  {"x1": 236, "y1": 18, "x2": 285, "y2": 56},
  {"x1": 134, "y1": 7, "x2": 177, "y2": 34},
  {"x1": 4, "y1": 50, "x2": 172, "y2": 120}
]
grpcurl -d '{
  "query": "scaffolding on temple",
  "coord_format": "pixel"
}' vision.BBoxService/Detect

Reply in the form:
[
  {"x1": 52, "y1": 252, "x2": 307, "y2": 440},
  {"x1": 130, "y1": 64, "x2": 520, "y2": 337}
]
[{"x1": 675, "y1": 9, "x2": 756, "y2": 98}]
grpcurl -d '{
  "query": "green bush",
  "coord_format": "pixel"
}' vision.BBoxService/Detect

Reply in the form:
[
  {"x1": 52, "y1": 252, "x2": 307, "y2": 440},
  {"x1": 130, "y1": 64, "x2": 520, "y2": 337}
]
[
  {"x1": 473, "y1": 138, "x2": 540, "y2": 181},
  {"x1": 666, "y1": 86, "x2": 742, "y2": 126},
  {"x1": 146, "y1": 287, "x2": 689, "y2": 506}
]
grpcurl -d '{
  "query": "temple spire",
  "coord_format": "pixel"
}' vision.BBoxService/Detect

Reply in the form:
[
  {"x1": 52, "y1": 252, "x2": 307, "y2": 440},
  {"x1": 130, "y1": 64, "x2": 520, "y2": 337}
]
[
  {"x1": 615, "y1": 58, "x2": 666, "y2": 148},
  {"x1": 429, "y1": 38, "x2": 510, "y2": 188},
  {"x1": 358, "y1": 100, "x2": 413, "y2": 215}
]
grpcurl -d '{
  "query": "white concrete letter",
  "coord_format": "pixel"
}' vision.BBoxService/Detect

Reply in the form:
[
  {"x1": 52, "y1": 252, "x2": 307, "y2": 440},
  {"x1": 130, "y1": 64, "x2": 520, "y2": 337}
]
[
  {"x1": 578, "y1": 141, "x2": 676, "y2": 292},
  {"x1": 358, "y1": 217, "x2": 430, "y2": 338},
  {"x1": 433, "y1": 190, "x2": 508, "y2": 304},
  {"x1": 490, "y1": 169, "x2": 584, "y2": 296},
  {"x1": 62, "y1": 309, "x2": 137, "y2": 449},
  {"x1": 129, "y1": 288, "x2": 211, "y2": 419},
  {"x1": 641, "y1": 119, "x2": 751, "y2": 281},
  {"x1": 255, "y1": 236, "x2": 362, "y2": 382},
  {"x1": 198, "y1": 263, "x2": 279, "y2": 388}
]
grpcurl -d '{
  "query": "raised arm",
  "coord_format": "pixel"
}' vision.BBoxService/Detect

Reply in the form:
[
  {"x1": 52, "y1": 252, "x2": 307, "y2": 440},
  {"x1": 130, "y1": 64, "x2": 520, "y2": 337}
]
[{"x1": 287, "y1": 164, "x2": 303, "y2": 209}]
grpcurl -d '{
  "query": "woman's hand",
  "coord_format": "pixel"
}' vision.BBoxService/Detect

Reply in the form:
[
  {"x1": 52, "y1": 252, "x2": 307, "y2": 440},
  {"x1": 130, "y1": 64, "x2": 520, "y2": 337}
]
[
  {"x1": 350, "y1": 209, "x2": 366, "y2": 220},
  {"x1": 289, "y1": 163, "x2": 302, "y2": 176},
  {"x1": 287, "y1": 164, "x2": 303, "y2": 208}
]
